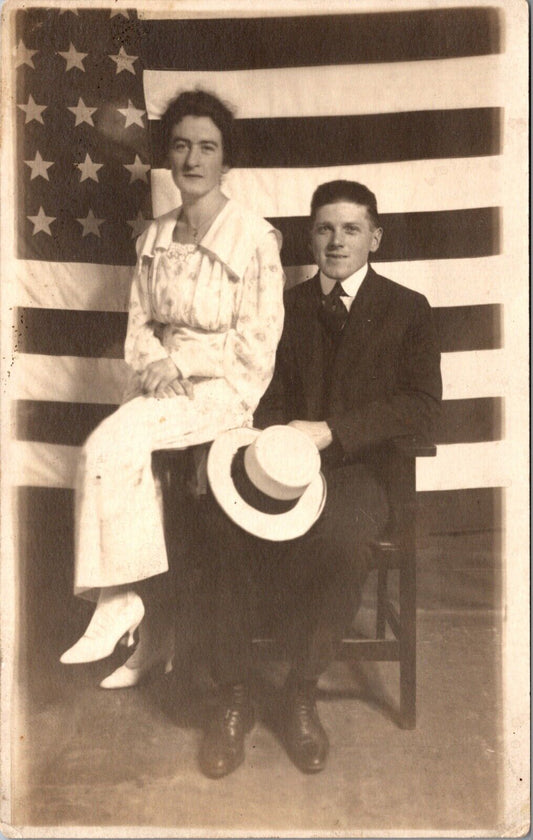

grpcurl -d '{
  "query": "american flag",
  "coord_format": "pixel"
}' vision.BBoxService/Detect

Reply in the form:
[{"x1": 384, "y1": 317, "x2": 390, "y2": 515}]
[{"x1": 12, "y1": 4, "x2": 506, "y2": 537}]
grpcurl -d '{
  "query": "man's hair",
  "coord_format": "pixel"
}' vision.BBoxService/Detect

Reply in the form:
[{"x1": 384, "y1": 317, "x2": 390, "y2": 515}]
[
  {"x1": 160, "y1": 88, "x2": 236, "y2": 168},
  {"x1": 310, "y1": 180, "x2": 381, "y2": 229}
]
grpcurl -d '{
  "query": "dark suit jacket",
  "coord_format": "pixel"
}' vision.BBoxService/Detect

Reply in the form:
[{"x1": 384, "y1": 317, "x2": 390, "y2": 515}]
[{"x1": 255, "y1": 266, "x2": 442, "y2": 463}]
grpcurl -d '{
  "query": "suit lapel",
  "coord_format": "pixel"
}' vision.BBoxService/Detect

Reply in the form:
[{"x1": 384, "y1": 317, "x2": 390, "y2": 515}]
[
  {"x1": 298, "y1": 274, "x2": 327, "y2": 417},
  {"x1": 331, "y1": 267, "x2": 392, "y2": 389}
]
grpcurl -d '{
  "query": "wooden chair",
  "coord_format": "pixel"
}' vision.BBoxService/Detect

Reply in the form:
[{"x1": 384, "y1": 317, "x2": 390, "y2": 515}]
[
  {"x1": 339, "y1": 436, "x2": 436, "y2": 730},
  {"x1": 250, "y1": 435, "x2": 436, "y2": 730},
  {"x1": 154, "y1": 435, "x2": 436, "y2": 730}
]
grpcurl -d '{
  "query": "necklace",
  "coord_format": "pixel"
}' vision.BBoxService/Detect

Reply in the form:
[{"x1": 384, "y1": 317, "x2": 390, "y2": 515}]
[{"x1": 178, "y1": 197, "x2": 227, "y2": 244}]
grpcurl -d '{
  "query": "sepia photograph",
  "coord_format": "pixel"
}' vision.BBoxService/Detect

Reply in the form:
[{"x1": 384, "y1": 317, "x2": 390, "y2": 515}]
[{"x1": 0, "y1": 0, "x2": 529, "y2": 836}]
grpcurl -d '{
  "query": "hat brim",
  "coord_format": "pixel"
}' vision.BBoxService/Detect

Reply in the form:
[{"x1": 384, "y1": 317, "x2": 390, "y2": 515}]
[{"x1": 207, "y1": 427, "x2": 327, "y2": 541}]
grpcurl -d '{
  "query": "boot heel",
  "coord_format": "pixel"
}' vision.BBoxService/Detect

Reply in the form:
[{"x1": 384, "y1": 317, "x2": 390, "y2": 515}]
[{"x1": 164, "y1": 659, "x2": 173, "y2": 675}]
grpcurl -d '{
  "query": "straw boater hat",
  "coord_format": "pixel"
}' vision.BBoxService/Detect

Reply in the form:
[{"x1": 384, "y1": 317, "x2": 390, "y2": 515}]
[{"x1": 207, "y1": 425, "x2": 327, "y2": 541}]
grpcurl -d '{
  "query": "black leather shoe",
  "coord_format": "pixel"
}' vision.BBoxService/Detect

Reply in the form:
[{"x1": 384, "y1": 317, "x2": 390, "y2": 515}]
[
  {"x1": 284, "y1": 678, "x2": 329, "y2": 773},
  {"x1": 199, "y1": 683, "x2": 254, "y2": 779}
]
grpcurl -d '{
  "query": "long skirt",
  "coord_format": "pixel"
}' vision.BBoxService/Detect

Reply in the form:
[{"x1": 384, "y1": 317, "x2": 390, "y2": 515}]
[{"x1": 74, "y1": 379, "x2": 250, "y2": 597}]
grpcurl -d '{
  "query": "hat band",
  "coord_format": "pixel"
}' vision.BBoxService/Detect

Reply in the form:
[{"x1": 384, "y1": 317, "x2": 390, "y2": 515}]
[{"x1": 230, "y1": 448, "x2": 299, "y2": 515}]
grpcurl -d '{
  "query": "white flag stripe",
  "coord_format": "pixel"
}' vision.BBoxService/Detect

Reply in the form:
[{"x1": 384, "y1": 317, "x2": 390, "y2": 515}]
[
  {"x1": 151, "y1": 156, "x2": 502, "y2": 220},
  {"x1": 143, "y1": 55, "x2": 503, "y2": 121},
  {"x1": 138, "y1": 1, "x2": 492, "y2": 21},
  {"x1": 15, "y1": 261, "x2": 132, "y2": 312},
  {"x1": 14, "y1": 350, "x2": 504, "y2": 405},
  {"x1": 416, "y1": 441, "x2": 509, "y2": 492},
  {"x1": 11, "y1": 439, "x2": 508, "y2": 492},
  {"x1": 11, "y1": 441, "x2": 79, "y2": 489},
  {"x1": 15, "y1": 256, "x2": 505, "y2": 312},
  {"x1": 441, "y1": 350, "x2": 507, "y2": 400},
  {"x1": 14, "y1": 355, "x2": 129, "y2": 405},
  {"x1": 285, "y1": 257, "x2": 505, "y2": 308}
]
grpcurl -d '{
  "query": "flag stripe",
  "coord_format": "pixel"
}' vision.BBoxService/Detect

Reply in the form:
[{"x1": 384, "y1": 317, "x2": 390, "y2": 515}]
[
  {"x1": 16, "y1": 485, "x2": 503, "y2": 562},
  {"x1": 15, "y1": 304, "x2": 502, "y2": 358},
  {"x1": 140, "y1": 9, "x2": 501, "y2": 70},
  {"x1": 273, "y1": 208, "x2": 500, "y2": 265},
  {"x1": 18, "y1": 207, "x2": 500, "y2": 266},
  {"x1": 143, "y1": 55, "x2": 504, "y2": 120},
  {"x1": 13, "y1": 350, "x2": 506, "y2": 404},
  {"x1": 151, "y1": 156, "x2": 503, "y2": 220},
  {"x1": 416, "y1": 441, "x2": 508, "y2": 492},
  {"x1": 15, "y1": 256, "x2": 505, "y2": 312},
  {"x1": 150, "y1": 108, "x2": 501, "y2": 169},
  {"x1": 14, "y1": 355, "x2": 129, "y2": 405},
  {"x1": 15, "y1": 397, "x2": 503, "y2": 449},
  {"x1": 285, "y1": 259, "x2": 505, "y2": 308},
  {"x1": 10, "y1": 439, "x2": 508, "y2": 492}
]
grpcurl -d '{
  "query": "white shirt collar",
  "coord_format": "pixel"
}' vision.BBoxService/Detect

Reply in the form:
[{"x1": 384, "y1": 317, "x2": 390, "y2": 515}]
[{"x1": 319, "y1": 262, "x2": 369, "y2": 308}]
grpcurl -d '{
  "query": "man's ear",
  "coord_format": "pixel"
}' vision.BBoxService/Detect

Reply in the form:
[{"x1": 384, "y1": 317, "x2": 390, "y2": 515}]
[{"x1": 370, "y1": 227, "x2": 383, "y2": 253}]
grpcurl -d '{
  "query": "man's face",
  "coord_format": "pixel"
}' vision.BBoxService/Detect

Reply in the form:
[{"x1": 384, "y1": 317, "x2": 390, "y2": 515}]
[{"x1": 311, "y1": 202, "x2": 382, "y2": 281}]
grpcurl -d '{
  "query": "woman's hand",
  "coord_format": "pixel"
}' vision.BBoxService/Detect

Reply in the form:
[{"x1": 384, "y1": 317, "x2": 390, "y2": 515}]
[
  {"x1": 140, "y1": 358, "x2": 184, "y2": 395},
  {"x1": 154, "y1": 377, "x2": 194, "y2": 400}
]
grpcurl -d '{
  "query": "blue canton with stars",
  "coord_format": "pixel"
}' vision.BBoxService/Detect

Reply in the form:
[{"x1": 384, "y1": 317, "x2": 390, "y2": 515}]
[{"x1": 16, "y1": 7, "x2": 153, "y2": 266}]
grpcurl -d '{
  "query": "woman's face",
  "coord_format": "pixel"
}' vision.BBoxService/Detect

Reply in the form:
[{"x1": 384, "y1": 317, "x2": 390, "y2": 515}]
[{"x1": 168, "y1": 115, "x2": 227, "y2": 199}]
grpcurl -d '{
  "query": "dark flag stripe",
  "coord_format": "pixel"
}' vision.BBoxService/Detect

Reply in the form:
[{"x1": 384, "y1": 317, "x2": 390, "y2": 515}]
[
  {"x1": 140, "y1": 9, "x2": 501, "y2": 71},
  {"x1": 274, "y1": 208, "x2": 500, "y2": 265},
  {"x1": 150, "y1": 109, "x2": 502, "y2": 169},
  {"x1": 19, "y1": 206, "x2": 500, "y2": 266},
  {"x1": 434, "y1": 304, "x2": 502, "y2": 353},
  {"x1": 15, "y1": 397, "x2": 503, "y2": 448},
  {"x1": 16, "y1": 303, "x2": 503, "y2": 358},
  {"x1": 437, "y1": 398, "x2": 503, "y2": 446}
]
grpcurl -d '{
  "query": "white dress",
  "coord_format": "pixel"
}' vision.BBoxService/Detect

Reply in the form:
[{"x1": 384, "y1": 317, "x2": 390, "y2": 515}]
[{"x1": 74, "y1": 200, "x2": 284, "y2": 595}]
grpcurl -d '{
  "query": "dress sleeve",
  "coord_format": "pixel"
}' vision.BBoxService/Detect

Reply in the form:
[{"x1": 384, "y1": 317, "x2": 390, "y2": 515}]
[
  {"x1": 124, "y1": 254, "x2": 169, "y2": 373},
  {"x1": 223, "y1": 230, "x2": 285, "y2": 411}
]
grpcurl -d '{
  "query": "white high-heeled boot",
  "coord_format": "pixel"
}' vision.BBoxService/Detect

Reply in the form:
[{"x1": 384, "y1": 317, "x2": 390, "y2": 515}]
[
  {"x1": 60, "y1": 589, "x2": 145, "y2": 664},
  {"x1": 99, "y1": 617, "x2": 174, "y2": 689}
]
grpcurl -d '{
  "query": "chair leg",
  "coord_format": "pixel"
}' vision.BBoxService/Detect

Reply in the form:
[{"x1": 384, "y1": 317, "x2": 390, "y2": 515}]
[
  {"x1": 399, "y1": 550, "x2": 416, "y2": 729},
  {"x1": 376, "y1": 565, "x2": 388, "y2": 639}
]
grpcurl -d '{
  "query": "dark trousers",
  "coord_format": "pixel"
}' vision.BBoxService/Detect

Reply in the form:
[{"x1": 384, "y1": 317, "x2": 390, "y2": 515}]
[{"x1": 198, "y1": 461, "x2": 389, "y2": 684}]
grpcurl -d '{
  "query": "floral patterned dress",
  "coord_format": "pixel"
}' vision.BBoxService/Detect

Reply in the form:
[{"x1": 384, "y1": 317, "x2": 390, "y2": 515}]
[{"x1": 74, "y1": 200, "x2": 284, "y2": 595}]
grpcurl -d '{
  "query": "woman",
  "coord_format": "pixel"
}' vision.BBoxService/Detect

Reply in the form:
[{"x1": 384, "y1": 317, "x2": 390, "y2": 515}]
[{"x1": 60, "y1": 89, "x2": 285, "y2": 688}]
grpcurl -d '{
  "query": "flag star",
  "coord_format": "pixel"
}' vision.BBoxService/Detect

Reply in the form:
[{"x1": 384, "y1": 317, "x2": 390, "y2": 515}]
[
  {"x1": 127, "y1": 211, "x2": 151, "y2": 239},
  {"x1": 58, "y1": 42, "x2": 88, "y2": 72},
  {"x1": 123, "y1": 154, "x2": 150, "y2": 184},
  {"x1": 15, "y1": 40, "x2": 38, "y2": 69},
  {"x1": 110, "y1": 9, "x2": 130, "y2": 18},
  {"x1": 77, "y1": 209, "x2": 105, "y2": 238},
  {"x1": 76, "y1": 153, "x2": 104, "y2": 182},
  {"x1": 27, "y1": 207, "x2": 55, "y2": 236},
  {"x1": 24, "y1": 151, "x2": 54, "y2": 181},
  {"x1": 109, "y1": 46, "x2": 138, "y2": 75},
  {"x1": 18, "y1": 94, "x2": 47, "y2": 124},
  {"x1": 117, "y1": 99, "x2": 145, "y2": 129},
  {"x1": 68, "y1": 97, "x2": 97, "y2": 127}
]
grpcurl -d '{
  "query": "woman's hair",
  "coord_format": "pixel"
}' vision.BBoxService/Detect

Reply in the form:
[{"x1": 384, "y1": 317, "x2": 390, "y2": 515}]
[
  {"x1": 160, "y1": 88, "x2": 236, "y2": 168},
  {"x1": 310, "y1": 180, "x2": 381, "y2": 229}
]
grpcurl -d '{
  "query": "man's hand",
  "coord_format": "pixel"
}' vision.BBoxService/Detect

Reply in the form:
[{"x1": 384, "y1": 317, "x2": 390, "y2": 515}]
[
  {"x1": 287, "y1": 420, "x2": 333, "y2": 451},
  {"x1": 154, "y1": 377, "x2": 194, "y2": 400},
  {"x1": 140, "y1": 358, "x2": 184, "y2": 395}
]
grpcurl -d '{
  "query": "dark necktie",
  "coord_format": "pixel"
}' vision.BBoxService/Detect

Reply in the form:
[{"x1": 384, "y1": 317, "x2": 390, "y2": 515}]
[{"x1": 320, "y1": 281, "x2": 349, "y2": 334}]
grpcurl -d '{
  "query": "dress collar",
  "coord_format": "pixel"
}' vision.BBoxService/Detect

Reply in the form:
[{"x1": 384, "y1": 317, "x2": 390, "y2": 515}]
[{"x1": 140, "y1": 199, "x2": 281, "y2": 281}]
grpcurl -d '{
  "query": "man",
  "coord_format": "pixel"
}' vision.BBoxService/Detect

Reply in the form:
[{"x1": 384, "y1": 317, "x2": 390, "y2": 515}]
[{"x1": 197, "y1": 180, "x2": 442, "y2": 778}]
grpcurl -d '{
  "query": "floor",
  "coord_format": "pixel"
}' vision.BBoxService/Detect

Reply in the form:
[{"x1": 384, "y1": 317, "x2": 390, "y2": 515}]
[
  {"x1": 11, "y1": 607, "x2": 503, "y2": 836},
  {"x1": 9, "y1": 489, "x2": 506, "y2": 836}
]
